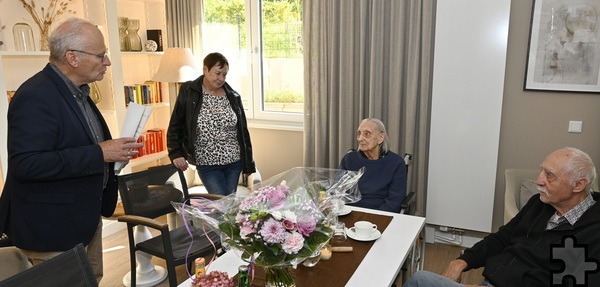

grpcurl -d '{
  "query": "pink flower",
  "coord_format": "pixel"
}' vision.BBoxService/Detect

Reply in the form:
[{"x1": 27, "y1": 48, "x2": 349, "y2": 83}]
[
  {"x1": 282, "y1": 219, "x2": 295, "y2": 230},
  {"x1": 296, "y1": 215, "x2": 316, "y2": 237},
  {"x1": 282, "y1": 231, "x2": 305, "y2": 254},
  {"x1": 240, "y1": 220, "x2": 256, "y2": 238},
  {"x1": 192, "y1": 271, "x2": 234, "y2": 287},
  {"x1": 266, "y1": 186, "x2": 287, "y2": 210},
  {"x1": 259, "y1": 218, "x2": 287, "y2": 244}
]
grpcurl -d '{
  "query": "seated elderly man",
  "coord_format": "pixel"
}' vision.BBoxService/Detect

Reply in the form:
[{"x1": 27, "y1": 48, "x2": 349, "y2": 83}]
[
  {"x1": 339, "y1": 118, "x2": 406, "y2": 213},
  {"x1": 404, "y1": 147, "x2": 600, "y2": 287}
]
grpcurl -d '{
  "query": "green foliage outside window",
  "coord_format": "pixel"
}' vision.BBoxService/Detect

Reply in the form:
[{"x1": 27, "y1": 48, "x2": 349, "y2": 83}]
[
  {"x1": 204, "y1": 0, "x2": 303, "y2": 58},
  {"x1": 264, "y1": 90, "x2": 304, "y2": 103}
]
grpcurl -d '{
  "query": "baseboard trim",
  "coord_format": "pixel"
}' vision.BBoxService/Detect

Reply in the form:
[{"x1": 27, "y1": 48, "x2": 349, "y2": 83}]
[{"x1": 425, "y1": 224, "x2": 488, "y2": 248}]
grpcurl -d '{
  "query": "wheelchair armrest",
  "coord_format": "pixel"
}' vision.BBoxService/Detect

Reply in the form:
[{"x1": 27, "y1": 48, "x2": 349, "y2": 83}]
[{"x1": 400, "y1": 192, "x2": 416, "y2": 214}]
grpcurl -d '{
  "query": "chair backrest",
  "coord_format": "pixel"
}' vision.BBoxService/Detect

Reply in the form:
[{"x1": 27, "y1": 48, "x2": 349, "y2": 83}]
[
  {"x1": 504, "y1": 169, "x2": 540, "y2": 224},
  {"x1": 0, "y1": 244, "x2": 97, "y2": 287},
  {"x1": 117, "y1": 164, "x2": 189, "y2": 219}
]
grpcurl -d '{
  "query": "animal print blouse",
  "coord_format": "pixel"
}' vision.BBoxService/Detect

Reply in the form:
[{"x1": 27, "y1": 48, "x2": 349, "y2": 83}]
[{"x1": 194, "y1": 93, "x2": 241, "y2": 165}]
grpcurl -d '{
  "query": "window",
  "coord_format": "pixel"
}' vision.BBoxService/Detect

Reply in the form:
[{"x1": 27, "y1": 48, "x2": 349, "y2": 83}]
[{"x1": 202, "y1": 0, "x2": 304, "y2": 124}]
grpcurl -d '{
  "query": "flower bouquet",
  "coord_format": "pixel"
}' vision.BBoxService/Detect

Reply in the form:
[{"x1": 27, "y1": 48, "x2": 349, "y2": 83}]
[{"x1": 174, "y1": 167, "x2": 363, "y2": 287}]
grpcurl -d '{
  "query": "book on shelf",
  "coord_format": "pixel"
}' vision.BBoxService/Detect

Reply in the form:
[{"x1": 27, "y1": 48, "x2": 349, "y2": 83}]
[
  {"x1": 131, "y1": 129, "x2": 165, "y2": 159},
  {"x1": 124, "y1": 81, "x2": 162, "y2": 106},
  {"x1": 115, "y1": 102, "x2": 154, "y2": 172}
]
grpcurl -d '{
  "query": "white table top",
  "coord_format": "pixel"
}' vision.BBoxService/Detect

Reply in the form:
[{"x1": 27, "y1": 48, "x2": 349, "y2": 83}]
[{"x1": 179, "y1": 206, "x2": 425, "y2": 287}]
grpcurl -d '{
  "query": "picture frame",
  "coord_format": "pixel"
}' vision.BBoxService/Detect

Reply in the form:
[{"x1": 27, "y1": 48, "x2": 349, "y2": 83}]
[{"x1": 524, "y1": 0, "x2": 600, "y2": 93}]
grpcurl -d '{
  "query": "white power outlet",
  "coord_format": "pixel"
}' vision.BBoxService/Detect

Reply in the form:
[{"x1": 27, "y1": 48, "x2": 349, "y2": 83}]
[{"x1": 568, "y1": 121, "x2": 583, "y2": 133}]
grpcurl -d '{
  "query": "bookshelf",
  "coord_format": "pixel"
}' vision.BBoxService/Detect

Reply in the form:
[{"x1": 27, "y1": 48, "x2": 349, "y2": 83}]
[{"x1": 0, "y1": 0, "x2": 172, "y2": 181}]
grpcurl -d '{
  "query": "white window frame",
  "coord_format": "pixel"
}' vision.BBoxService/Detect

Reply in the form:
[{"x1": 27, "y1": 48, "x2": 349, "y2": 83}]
[{"x1": 244, "y1": 0, "x2": 304, "y2": 126}]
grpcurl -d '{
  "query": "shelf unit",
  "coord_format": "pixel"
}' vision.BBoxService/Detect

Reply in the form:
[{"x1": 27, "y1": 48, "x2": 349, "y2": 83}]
[{"x1": 0, "y1": 0, "x2": 171, "y2": 184}]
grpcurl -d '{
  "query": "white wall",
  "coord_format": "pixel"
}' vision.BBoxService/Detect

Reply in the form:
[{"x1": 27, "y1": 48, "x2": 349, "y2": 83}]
[{"x1": 426, "y1": 0, "x2": 511, "y2": 233}]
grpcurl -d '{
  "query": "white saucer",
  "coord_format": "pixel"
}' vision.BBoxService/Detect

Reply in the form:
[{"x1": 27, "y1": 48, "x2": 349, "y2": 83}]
[
  {"x1": 337, "y1": 206, "x2": 352, "y2": 216},
  {"x1": 345, "y1": 227, "x2": 382, "y2": 241}
]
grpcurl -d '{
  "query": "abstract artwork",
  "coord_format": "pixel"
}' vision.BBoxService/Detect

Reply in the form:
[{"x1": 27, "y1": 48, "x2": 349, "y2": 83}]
[{"x1": 525, "y1": 0, "x2": 600, "y2": 93}]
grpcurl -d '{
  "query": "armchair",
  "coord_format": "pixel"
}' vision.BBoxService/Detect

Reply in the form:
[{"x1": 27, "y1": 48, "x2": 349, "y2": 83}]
[{"x1": 117, "y1": 164, "x2": 221, "y2": 287}]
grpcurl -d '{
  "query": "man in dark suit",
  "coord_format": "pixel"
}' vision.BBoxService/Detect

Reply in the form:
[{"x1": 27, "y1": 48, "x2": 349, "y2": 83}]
[{"x1": 0, "y1": 18, "x2": 143, "y2": 283}]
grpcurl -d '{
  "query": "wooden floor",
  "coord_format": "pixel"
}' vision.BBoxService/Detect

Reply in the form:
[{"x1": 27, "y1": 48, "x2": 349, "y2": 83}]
[
  {"x1": 101, "y1": 223, "x2": 484, "y2": 287},
  {"x1": 422, "y1": 242, "x2": 485, "y2": 285}
]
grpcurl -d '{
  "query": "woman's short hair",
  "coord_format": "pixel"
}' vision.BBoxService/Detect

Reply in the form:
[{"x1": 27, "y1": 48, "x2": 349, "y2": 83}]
[{"x1": 203, "y1": 52, "x2": 229, "y2": 71}]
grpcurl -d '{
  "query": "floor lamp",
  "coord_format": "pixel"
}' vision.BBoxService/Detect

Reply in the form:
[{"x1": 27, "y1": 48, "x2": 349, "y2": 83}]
[{"x1": 121, "y1": 47, "x2": 200, "y2": 287}]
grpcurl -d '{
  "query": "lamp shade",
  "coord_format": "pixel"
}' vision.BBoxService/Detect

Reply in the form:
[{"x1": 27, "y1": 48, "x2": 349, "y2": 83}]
[{"x1": 153, "y1": 48, "x2": 201, "y2": 82}]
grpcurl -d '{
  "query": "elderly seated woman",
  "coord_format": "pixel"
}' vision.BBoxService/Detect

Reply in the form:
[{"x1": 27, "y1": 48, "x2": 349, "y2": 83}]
[{"x1": 339, "y1": 118, "x2": 407, "y2": 213}]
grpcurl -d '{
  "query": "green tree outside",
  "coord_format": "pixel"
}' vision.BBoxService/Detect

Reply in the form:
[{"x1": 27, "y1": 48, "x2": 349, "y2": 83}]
[{"x1": 204, "y1": 0, "x2": 303, "y2": 104}]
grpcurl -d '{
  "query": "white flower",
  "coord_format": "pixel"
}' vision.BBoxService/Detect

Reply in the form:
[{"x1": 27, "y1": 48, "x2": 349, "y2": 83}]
[
  {"x1": 283, "y1": 210, "x2": 297, "y2": 222},
  {"x1": 272, "y1": 210, "x2": 283, "y2": 220}
]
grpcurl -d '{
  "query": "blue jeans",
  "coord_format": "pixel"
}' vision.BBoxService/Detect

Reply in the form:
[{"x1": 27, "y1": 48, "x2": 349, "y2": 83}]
[
  {"x1": 197, "y1": 160, "x2": 242, "y2": 196},
  {"x1": 403, "y1": 270, "x2": 494, "y2": 287}
]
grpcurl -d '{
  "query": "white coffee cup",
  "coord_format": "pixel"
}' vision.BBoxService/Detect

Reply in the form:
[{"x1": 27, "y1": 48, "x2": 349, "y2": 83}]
[{"x1": 351, "y1": 221, "x2": 378, "y2": 239}]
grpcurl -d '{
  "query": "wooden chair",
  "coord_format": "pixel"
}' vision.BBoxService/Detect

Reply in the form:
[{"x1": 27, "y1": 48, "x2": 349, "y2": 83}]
[{"x1": 117, "y1": 164, "x2": 221, "y2": 287}]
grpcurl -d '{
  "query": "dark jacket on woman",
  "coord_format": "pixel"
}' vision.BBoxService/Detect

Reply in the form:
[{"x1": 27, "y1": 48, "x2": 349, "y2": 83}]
[
  {"x1": 167, "y1": 75, "x2": 256, "y2": 174},
  {"x1": 459, "y1": 192, "x2": 600, "y2": 287}
]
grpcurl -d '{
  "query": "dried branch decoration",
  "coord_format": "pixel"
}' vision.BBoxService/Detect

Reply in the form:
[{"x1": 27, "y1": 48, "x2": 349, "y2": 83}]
[{"x1": 18, "y1": 0, "x2": 76, "y2": 50}]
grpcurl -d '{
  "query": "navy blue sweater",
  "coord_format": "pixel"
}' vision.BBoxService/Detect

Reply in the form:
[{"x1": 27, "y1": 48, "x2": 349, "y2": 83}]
[{"x1": 339, "y1": 150, "x2": 406, "y2": 212}]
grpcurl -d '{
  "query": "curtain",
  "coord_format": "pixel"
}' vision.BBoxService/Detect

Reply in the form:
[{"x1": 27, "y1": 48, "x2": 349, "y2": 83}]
[
  {"x1": 165, "y1": 0, "x2": 203, "y2": 61},
  {"x1": 303, "y1": 0, "x2": 436, "y2": 216}
]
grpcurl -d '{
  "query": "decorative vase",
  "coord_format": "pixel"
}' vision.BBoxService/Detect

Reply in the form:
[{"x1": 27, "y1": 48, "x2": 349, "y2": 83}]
[
  {"x1": 39, "y1": 24, "x2": 51, "y2": 51},
  {"x1": 264, "y1": 265, "x2": 295, "y2": 287},
  {"x1": 126, "y1": 19, "x2": 142, "y2": 51},
  {"x1": 13, "y1": 23, "x2": 36, "y2": 51},
  {"x1": 118, "y1": 17, "x2": 130, "y2": 51}
]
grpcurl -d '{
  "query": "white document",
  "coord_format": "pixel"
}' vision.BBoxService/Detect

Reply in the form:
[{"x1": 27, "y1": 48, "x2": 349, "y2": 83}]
[{"x1": 114, "y1": 102, "x2": 153, "y2": 172}]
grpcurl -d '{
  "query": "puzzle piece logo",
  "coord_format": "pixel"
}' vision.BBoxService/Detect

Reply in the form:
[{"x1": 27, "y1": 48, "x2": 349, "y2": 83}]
[{"x1": 551, "y1": 235, "x2": 599, "y2": 286}]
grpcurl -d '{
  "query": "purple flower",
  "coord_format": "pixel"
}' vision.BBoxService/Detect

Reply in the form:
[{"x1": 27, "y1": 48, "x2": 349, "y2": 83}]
[
  {"x1": 259, "y1": 218, "x2": 288, "y2": 244},
  {"x1": 266, "y1": 186, "x2": 287, "y2": 210},
  {"x1": 296, "y1": 215, "x2": 316, "y2": 237},
  {"x1": 282, "y1": 231, "x2": 305, "y2": 254}
]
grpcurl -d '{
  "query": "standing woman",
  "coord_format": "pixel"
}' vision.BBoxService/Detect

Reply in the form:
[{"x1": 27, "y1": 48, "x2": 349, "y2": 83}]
[{"x1": 167, "y1": 52, "x2": 255, "y2": 195}]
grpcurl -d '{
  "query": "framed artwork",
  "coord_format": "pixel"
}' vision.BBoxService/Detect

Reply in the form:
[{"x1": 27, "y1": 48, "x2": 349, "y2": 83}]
[{"x1": 524, "y1": 0, "x2": 600, "y2": 93}]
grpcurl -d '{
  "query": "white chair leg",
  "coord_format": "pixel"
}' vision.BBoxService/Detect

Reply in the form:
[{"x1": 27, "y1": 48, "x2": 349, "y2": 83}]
[{"x1": 122, "y1": 226, "x2": 167, "y2": 287}]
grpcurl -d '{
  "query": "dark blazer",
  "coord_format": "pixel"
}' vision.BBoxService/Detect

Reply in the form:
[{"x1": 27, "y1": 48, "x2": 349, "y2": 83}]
[{"x1": 0, "y1": 64, "x2": 117, "y2": 252}]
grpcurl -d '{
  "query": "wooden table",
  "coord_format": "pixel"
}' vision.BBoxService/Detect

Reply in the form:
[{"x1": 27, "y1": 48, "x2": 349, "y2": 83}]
[{"x1": 178, "y1": 206, "x2": 425, "y2": 287}]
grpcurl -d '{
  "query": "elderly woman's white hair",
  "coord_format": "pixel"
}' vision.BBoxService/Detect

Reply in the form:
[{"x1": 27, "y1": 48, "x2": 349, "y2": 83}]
[{"x1": 359, "y1": 118, "x2": 390, "y2": 154}]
